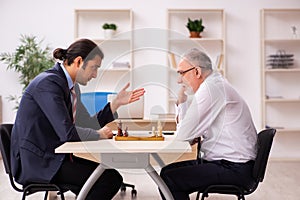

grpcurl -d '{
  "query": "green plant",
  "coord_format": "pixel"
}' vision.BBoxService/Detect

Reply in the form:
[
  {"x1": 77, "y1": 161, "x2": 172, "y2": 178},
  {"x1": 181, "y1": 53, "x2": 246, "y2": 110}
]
[
  {"x1": 186, "y1": 18, "x2": 205, "y2": 33},
  {"x1": 102, "y1": 23, "x2": 117, "y2": 31},
  {"x1": 0, "y1": 35, "x2": 54, "y2": 109}
]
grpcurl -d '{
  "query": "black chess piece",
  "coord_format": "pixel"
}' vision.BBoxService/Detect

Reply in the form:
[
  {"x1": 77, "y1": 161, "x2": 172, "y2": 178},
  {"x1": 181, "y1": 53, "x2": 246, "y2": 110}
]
[
  {"x1": 117, "y1": 120, "x2": 123, "y2": 136},
  {"x1": 123, "y1": 126, "x2": 128, "y2": 137}
]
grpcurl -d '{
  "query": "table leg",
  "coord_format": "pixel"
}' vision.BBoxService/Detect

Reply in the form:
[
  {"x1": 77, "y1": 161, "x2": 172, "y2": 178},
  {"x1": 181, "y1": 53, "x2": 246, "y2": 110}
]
[
  {"x1": 76, "y1": 163, "x2": 106, "y2": 200},
  {"x1": 46, "y1": 191, "x2": 56, "y2": 200},
  {"x1": 151, "y1": 153, "x2": 166, "y2": 167},
  {"x1": 145, "y1": 164, "x2": 174, "y2": 200}
]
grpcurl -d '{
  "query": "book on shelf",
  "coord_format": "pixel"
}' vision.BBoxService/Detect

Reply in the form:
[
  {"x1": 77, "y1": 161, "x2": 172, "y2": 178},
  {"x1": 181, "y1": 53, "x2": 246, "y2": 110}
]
[
  {"x1": 168, "y1": 53, "x2": 177, "y2": 69},
  {"x1": 112, "y1": 61, "x2": 130, "y2": 68},
  {"x1": 215, "y1": 53, "x2": 224, "y2": 75},
  {"x1": 265, "y1": 95, "x2": 284, "y2": 99},
  {"x1": 150, "y1": 113, "x2": 176, "y2": 119}
]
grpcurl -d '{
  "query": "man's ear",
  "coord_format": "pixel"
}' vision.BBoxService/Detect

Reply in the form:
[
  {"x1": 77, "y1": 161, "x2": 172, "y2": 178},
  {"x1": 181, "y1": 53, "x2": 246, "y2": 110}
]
[
  {"x1": 195, "y1": 67, "x2": 201, "y2": 78},
  {"x1": 74, "y1": 56, "x2": 83, "y2": 68}
]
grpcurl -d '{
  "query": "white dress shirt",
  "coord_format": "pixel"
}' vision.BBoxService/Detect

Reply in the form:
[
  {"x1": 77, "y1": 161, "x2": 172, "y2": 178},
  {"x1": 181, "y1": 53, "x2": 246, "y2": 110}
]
[{"x1": 175, "y1": 72, "x2": 257, "y2": 163}]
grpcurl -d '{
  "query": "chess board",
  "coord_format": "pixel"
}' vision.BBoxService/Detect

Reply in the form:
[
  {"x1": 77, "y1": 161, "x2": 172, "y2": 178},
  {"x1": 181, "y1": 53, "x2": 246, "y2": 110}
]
[{"x1": 114, "y1": 135, "x2": 164, "y2": 141}]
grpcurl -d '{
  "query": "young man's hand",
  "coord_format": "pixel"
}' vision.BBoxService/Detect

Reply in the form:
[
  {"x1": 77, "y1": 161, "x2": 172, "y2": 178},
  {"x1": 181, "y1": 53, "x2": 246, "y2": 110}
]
[
  {"x1": 98, "y1": 126, "x2": 113, "y2": 139},
  {"x1": 110, "y1": 82, "x2": 145, "y2": 113}
]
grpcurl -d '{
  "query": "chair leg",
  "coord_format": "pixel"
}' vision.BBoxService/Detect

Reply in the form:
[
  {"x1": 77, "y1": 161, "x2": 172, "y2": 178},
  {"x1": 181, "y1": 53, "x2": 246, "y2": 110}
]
[
  {"x1": 22, "y1": 192, "x2": 26, "y2": 200},
  {"x1": 44, "y1": 191, "x2": 48, "y2": 200},
  {"x1": 60, "y1": 191, "x2": 65, "y2": 200},
  {"x1": 201, "y1": 192, "x2": 208, "y2": 200},
  {"x1": 195, "y1": 192, "x2": 200, "y2": 200}
]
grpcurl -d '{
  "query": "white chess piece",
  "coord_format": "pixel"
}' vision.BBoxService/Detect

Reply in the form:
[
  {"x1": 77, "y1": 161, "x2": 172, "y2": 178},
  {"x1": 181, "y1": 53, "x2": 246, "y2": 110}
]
[
  {"x1": 151, "y1": 126, "x2": 156, "y2": 137},
  {"x1": 157, "y1": 121, "x2": 163, "y2": 137}
]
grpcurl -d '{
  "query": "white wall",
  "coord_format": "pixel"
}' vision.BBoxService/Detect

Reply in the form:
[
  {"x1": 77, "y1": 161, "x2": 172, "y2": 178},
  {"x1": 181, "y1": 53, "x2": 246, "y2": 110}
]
[{"x1": 1, "y1": 0, "x2": 300, "y2": 158}]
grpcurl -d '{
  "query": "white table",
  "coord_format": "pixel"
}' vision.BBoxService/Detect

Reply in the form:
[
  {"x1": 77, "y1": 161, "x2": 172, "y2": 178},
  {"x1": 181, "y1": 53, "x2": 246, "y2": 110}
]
[{"x1": 55, "y1": 133, "x2": 191, "y2": 200}]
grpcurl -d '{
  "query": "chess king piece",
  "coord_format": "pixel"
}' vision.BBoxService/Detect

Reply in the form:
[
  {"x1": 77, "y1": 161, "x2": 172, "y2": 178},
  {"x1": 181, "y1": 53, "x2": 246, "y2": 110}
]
[
  {"x1": 117, "y1": 120, "x2": 123, "y2": 136},
  {"x1": 157, "y1": 120, "x2": 163, "y2": 137}
]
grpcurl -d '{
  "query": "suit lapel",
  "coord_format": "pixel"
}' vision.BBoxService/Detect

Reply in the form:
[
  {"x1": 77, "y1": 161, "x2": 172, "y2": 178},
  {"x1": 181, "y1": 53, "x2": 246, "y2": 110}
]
[{"x1": 52, "y1": 63, "x2": 73, "y2": 120}]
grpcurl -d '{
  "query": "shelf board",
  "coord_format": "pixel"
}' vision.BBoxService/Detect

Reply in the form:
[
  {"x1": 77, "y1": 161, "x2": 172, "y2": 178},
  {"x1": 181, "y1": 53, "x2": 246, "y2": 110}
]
[
  {"x1": 118, "y1": 118, "x2": 176, "y2": 123},
  {"x1": 271, "y1": 128, "x2": 300, "y2": 133},
  {"x1": 100, "y1": 68, "x2": 131, "y2": 72},
  {"x1": 264, "y1": 38, "x2": 300, "y2": 42},
  {"x1": 169, "y1": 38, "x2": 223, "y2": 42},
  {"x1": 265, "y1": 98, "x2": 300, "y2": 103},
  {"x1": 93, "y1": 38, "x2": 131, "y2": 43},
  {"x1": 168, "y1": 98, "x2": 177, "y2": 102},
  {"x1": 264, "y1": 68, "x2": 300, "y2": 73},
  {"x1": 75, "y1": 9, "x2": 132, "y2": 12},
  {"x1": 168, "y1": 9, "x2": 224, "y2": 13},
  {"x1": 262, "y1": 8, "x2": 300, "y2": 12}
]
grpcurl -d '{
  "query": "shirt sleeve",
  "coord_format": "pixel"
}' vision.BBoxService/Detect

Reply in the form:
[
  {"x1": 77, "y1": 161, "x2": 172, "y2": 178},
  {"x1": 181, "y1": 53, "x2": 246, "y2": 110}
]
[
  {"x1": 175, "y1": 82, "x2": 219, "y2": 143},
  {"x1": 97, "y1": 103, "x2": 118, "y2": 127},
  {"x1": 76, "y1": 84, "x2": 117, "y2": 129},
  {"x1": 175, "y1": 101, "x2": 189, "y2": 124},
  {"x1": 76, "y1": 126, "x2": 100, "y2": 141}
]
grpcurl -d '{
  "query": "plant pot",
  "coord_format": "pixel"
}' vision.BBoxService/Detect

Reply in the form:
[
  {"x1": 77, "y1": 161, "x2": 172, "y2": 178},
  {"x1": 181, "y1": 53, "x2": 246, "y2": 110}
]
[
  {"x1": 189, "y1": 31, "x2": 201, "y2": 38},
  {"x1": 103, "y1": 29, "x2": 116, "y2": 39}
]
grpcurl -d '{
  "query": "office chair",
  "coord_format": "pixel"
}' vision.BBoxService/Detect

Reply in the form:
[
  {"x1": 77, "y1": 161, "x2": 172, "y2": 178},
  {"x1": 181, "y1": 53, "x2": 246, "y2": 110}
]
[
  {"x1": 195, "y1": 128, "x2": 276, "y2": 200},
  {"x1": 0, "y1": 123, "x2": 78, "y2": 200},
  {"x1": 120, "y1": 182, "x2": 137, "y2": 197}
]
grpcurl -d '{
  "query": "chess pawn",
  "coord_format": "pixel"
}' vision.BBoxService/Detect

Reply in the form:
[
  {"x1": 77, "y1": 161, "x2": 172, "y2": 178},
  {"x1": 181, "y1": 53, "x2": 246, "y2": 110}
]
[
  {"x1": 151, "y1": 126, "x2": 156, "y2": 137},
  {"x1": 124, "y1": 126, "x2": 128, "y2": 137},
  {"x1": 117, "y1": 120, "x2": 123, "y2": 136}
]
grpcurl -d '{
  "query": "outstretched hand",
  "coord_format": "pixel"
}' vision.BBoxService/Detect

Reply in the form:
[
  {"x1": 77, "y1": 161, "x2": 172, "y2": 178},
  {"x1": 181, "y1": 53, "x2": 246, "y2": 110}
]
[{"x1": 110, "y1": 83, "x2": 145, "y2": 113}]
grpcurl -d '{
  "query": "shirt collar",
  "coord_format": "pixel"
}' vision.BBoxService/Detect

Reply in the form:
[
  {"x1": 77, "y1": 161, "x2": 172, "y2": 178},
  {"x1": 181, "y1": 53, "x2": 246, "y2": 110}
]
[{"x1": 60, "y1": 62, "x2": 74, "y2": 90}]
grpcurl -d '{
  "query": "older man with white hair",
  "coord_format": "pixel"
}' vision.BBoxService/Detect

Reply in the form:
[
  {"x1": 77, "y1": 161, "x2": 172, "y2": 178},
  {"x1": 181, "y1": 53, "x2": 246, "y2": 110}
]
[{"x1": 160, "y1": 48, "x2": 257, "y2": 200}]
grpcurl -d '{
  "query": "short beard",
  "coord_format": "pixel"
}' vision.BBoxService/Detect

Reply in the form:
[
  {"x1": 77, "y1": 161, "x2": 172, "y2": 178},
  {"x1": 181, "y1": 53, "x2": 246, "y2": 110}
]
[{"x1": 181, "y1": 84, "x2": 194, "y2": 96}]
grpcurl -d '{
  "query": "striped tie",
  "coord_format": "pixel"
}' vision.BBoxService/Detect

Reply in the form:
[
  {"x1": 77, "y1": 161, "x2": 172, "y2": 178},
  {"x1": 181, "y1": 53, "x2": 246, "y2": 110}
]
[
  {"x1": 70, "y1": 87, "x2": 77, "y2": 123},
  {"x1": 70, "y1": 87, "x2": 77, "y2": 162}
]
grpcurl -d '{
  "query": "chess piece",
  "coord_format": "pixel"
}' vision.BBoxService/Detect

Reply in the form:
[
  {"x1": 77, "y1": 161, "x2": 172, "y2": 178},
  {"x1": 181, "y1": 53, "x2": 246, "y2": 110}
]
[
  {"x1": 117, "y1": 120, "x2": 123, "y2": 136},
  {"x1": 124, "y1": 126, "x2": 128, "y2": 137},
  {"x1": 157, "y1": 120, "x2": 162, "y2": 137},
  {"x1": 151, "y1": 126, "x2": 156, "y2": 137}
]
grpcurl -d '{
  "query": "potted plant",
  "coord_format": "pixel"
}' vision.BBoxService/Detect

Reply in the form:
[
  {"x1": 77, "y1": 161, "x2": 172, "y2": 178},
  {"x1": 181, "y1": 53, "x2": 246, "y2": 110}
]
[
  {"x1": 186, "y1": 18, "x2": 205, "y2": 38},
  {"x1": 102, "y1": 23, "x2": 118, "y2": 39},
  {"x1": 0, "y1": 35, "x2": 54, "y2": 110}
]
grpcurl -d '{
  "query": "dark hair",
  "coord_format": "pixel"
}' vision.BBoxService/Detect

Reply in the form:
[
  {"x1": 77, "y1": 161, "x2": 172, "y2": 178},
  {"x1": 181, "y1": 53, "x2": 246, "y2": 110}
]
[{"x1": 53, "y1": 38, "x2": 104, "y2": 66}]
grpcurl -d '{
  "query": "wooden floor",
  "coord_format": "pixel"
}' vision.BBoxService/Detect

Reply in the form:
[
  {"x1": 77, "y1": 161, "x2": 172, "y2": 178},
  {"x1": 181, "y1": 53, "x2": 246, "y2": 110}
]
[{"x1": 0, "y1": 160, "x2": 299, "y2": 200}]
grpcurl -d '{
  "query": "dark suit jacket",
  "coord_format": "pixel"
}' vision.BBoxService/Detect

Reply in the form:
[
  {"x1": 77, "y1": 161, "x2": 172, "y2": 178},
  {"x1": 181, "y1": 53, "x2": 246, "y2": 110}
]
[
  {"x1": 74, "y1": 83, "x2": 118, "y2": 130},
  {"x1": 11, "y1": 63, "x2": 115, "y2": 185}
]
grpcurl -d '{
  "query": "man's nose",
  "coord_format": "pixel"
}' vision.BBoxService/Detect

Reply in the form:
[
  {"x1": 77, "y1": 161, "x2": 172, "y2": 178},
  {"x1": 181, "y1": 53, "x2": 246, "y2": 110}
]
[
  {"x1": 92, "y1": 70, "x2": 98, "y2": 78},
  {"x1": 177, "y1": 75, "x2": 183, "y2": 84}
]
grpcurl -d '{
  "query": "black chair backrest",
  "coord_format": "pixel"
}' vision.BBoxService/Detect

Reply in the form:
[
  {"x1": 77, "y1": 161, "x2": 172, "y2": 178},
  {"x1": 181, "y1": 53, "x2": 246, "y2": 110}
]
[
  {"x1": 0, "y1": 124, "x2": 14, "y2": 175},
  {"x1": 252, "y1": 128, "x2": 276, "y2": 183},
  {"x1": 1, "y1": 123, "x2": 79, "y2": 199}
]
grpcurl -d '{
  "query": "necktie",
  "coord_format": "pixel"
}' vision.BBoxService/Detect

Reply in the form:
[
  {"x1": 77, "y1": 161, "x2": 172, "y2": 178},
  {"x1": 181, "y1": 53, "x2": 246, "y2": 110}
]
[
  {"x1": 70, "y1": 87, "x2": 77, "y2": 123},
  {"x1": 70, "y1": 87, "x2": 77, "y2": 162}
]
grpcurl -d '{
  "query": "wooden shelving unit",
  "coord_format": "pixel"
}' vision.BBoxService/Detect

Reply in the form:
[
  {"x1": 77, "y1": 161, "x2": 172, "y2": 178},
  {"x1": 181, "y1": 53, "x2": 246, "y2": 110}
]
[
  {"x1": 261, "y1": 9, "x2": 300, "y2": 132},
  {"x1": 74, "y1": 9, "x2": 133, "y2": 93},
  {"x1": 166, "y1": 9, "x2": 226, "y2": 114}
]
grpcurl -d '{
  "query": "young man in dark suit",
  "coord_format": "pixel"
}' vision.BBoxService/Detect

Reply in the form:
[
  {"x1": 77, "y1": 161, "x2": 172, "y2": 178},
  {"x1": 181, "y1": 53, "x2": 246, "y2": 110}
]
[{"x1": 11, "y1": 38, "x2": 145, "y2": 200}]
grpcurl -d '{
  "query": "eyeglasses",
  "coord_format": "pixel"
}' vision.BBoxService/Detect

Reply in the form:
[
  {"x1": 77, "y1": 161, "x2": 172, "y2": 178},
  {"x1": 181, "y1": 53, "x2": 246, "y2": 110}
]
[{"x1": 177, "y1": 67, "x2": 195, "y2": 76}]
